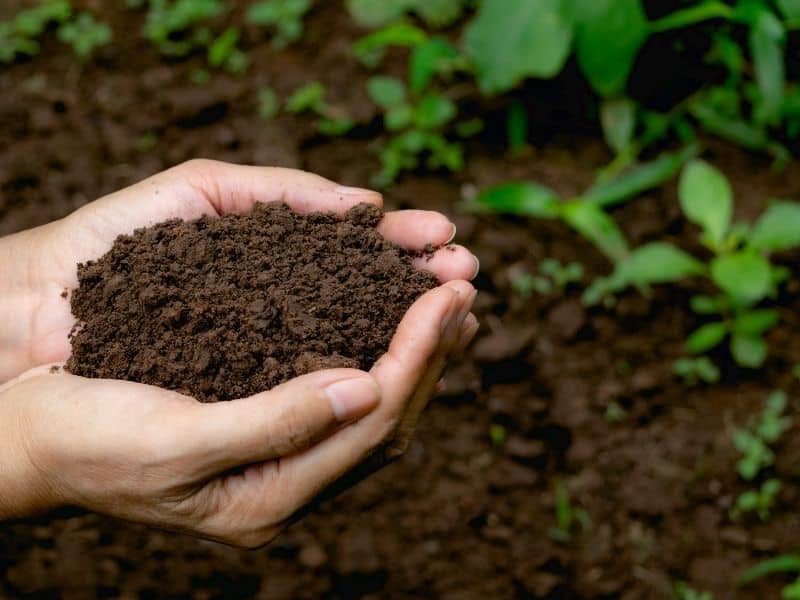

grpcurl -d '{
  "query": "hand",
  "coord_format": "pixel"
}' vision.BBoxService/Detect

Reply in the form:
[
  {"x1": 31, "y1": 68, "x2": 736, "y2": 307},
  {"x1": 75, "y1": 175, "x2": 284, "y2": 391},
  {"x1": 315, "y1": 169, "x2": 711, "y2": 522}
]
[{"x1": 0, "y1": 160, "x2": 479, "y2": 546}]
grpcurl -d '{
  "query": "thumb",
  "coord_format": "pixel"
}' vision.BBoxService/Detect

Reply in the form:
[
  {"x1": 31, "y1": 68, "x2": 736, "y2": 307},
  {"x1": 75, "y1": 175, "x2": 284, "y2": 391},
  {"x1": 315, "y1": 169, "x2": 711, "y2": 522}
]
[{"x1": 185, "y1": 369, "x2": 381, "y2": 477}]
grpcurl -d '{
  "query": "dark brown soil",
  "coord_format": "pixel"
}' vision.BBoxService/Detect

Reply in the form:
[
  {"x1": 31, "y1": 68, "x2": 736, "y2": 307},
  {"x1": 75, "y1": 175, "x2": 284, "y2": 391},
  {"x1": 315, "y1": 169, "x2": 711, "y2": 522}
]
[
  {"x1": 2, "y1": 2, "x2": 800, "y2": 599},
  {"x1": 65, "y1": 202, "x2": 437, "y2": 402}
]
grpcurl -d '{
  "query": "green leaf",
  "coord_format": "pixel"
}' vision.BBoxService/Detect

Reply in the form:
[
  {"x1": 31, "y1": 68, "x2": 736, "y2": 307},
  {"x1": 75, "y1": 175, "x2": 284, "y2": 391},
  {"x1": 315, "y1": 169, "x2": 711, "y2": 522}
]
[
  {"x1": 561, "y1": 201, "x2": 629, "y2": 262},
  {"x1": 286, "y1": 82, "x2": 326, "y2": 113},
  {"x1": 414, "y1": 93, "x2": 456, "y2": 129},
  {"x1": 734, "y1": 309, "x2": 779, "y2": 335},
  {"x1": 586, "y1": 145, "x2": 697, "y2": 208},
  {"x1": 207, "y1": 27, "x2": 240, "y2": 68},
  {"x1": 686, "y1": 322, "x2": 728, "y2": 353},
  {"x1": 464, "y1": 0, "x2": 573, "y2": 94},
  {"x1": 257, "y1": 86, "x2": 280, "y2": 119},
  {"x1": 367, "y1": 76, "x2": 406, "y2": 108},
  {"x1": 739, "y1": 555, "x2": 800, "y2": 585},
  {"x1": 600, "y1": 97, "x2": 636, "y2": 154},
  {"x1": 385, "y1": 104, "x2": 413, "y2": 130},
  {"x1": 679, "y1": 159, "x2": 733, "y2": 248},
  {"x1": 468, "y1": 182, "x2": 560, "y2": 218},
  {"x1": 711, "y1": 251, "x2": 772, "y2": 305},
  {"x1": 571, "y1": 0, "x2": 649, "y2": 96},
  {"x1": 731, "y1": 333, "x2": 768, "y2": 367},
  {"x1": 750, "y1": 10, "x2": 785, "y2": 125},
  {"x1": 613, "y1": 242, "x2": 704, "y2": 287},
  {"x1": 409, "y1": 37, "x2": 459, "y2": 94},
  {"x1": 750, "y1": 201, "x2": 800, "y2": 252},
  {"x1": 777, "y1": 0, "x2": 800, "y2": 19}
]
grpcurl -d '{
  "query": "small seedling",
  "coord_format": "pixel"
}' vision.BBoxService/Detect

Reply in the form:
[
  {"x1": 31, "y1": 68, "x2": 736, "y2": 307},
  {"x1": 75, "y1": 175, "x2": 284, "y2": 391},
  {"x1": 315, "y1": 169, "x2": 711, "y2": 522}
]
[
  {"x1": 246, "y1": 0, "x2": 312, "y2": 49},
  {"x1": 511, "y1": 259, "x2": 582, "y2": 298},
  {"x1": 143, "y1": 0, "x2": 226, "y2": 57},
  {"x1": 548, "y1": 479, "x2": 590, "y2": 544},
  {"x1": 367, "y1": 74, "x2": 462, "y2": 187},
  {"x1": 0, "y1": 0, "x2": 71, "y2": 63},
  {"x1": 603, "y1": 401, "x2": 627, "y2": 423},
  {"x1": 733, "y1": 391, "x2": 791, "y2": 481},
  {"x1": 673, "y1": 356, "x2": 721, "y2": 386},
  {"x1": 286, "y1": 82, "x2": 354, "y2": 136},
  {"x1": 347, "y1": 0, "x2": 469, "y2": 30},
  {"x1": 674, "y1": 581, "x2": 713, "y2": 600},
  {"x1": 730, "y1": 478, "x2": 781, "y2": 521},
  {"x1": 207, "y1": 27, "x2": 248, "y2": 73},
  {"x1": 740, "y1": 555, "x2": 800, "y2": 599},
  {"x1": 57, "y1": 12, "x2": 112, "y2": 60}
]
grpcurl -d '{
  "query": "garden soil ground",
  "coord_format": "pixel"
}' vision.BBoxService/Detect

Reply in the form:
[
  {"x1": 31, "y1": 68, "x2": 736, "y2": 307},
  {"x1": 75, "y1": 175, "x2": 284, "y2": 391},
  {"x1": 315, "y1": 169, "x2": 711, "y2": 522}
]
[{"x1": 1, "y1": 2, "x2": 800, "y2": 598}]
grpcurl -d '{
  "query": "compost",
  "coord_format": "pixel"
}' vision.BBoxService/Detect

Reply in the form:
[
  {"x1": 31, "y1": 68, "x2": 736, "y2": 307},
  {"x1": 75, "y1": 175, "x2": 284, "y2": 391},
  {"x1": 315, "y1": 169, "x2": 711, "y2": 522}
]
[{"x1": 65, "y1": 202, "x2": 437, "y2": 402}]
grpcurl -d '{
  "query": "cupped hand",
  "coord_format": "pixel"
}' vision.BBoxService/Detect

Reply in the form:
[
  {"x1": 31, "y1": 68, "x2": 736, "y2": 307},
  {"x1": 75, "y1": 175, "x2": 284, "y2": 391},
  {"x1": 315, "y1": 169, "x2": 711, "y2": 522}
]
[{"x1": 0, "y1": 160, "x2": 479, "y2": 546}]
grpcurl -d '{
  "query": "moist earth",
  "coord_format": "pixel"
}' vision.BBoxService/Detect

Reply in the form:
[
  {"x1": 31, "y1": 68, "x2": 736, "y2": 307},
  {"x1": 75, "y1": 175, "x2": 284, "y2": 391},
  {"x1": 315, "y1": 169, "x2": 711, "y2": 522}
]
[{"x1": 65, "y1": 202, "x2": 437, "y2": 402}]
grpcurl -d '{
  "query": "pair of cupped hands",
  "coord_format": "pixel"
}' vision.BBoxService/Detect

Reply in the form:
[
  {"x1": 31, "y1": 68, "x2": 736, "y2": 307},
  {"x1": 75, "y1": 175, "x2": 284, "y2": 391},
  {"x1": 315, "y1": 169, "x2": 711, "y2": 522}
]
[{"x1": 0, "y1": 160, "x2": 478, "y2": 548}]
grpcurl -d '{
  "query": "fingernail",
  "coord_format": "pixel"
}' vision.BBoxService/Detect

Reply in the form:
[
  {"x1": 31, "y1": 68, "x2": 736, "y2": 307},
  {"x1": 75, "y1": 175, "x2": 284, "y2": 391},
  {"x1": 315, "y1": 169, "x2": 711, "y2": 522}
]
[
  {"x1": 326, "y1": 377, "x2": 381, "y2": 421},
  {"x1": 334, "y1": 185, "x2": 380, "y2": 197},
  {"x1": 471, "y1": 255, "x2": 480, "y2": 280},
  {"x1": 445, "y1": 223, "x2": 457, "y2": 244}
]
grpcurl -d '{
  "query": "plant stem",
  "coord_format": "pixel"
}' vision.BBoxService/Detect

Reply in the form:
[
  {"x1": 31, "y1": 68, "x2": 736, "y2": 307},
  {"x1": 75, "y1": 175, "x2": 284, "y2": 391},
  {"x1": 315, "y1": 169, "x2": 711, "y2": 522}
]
[{"x1": 649, "y1": 2, "x2": 734, "y2": 34}]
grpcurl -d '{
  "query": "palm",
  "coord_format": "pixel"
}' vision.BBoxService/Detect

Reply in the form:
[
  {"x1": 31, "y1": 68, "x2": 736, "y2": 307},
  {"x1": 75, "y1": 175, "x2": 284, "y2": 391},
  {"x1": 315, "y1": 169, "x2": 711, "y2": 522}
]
[{"x1": 13, "y1": 160, "x2": 476, "y2": 382}]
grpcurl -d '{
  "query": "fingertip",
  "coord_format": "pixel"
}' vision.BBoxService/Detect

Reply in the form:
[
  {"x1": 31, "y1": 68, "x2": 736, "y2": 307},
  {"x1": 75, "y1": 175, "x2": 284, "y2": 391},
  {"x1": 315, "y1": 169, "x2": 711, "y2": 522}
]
[{"x1": 413, "y1": 245, "x2": 480, "y2": 283}]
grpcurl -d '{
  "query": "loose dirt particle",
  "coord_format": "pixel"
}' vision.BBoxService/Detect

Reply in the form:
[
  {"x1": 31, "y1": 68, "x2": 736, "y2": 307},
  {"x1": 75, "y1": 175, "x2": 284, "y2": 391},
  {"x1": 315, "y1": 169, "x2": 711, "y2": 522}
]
[{"x1": 65, "y1": 203, "x2": 437, "y2": 402}]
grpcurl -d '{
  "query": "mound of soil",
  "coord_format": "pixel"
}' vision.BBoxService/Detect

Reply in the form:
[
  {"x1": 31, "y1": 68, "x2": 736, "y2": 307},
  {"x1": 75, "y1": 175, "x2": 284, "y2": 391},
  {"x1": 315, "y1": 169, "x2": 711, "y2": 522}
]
[{"x1": 65, "y1": 202, "x2": 437, "y2": 402}]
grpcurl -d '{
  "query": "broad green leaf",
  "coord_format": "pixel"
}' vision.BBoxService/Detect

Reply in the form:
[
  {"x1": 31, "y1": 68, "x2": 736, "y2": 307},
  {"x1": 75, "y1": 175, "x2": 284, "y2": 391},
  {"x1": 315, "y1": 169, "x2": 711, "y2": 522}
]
[
  {"x1": 600, "y1": 97, "x2": 636, "y2": 154},
  {"x1": 412, "y1": 0, "x2": 467, "y2": 28},
  {"x1": 464, "y1": 0, "x2": 573, "y2": 94},
  {"x1": 385, "y1": 104, "x2": 413, "y2": 130},
  {"x1": 731, "y1": 333, "x2": 768, "y2": 367},
  {"x1": 561, "y1": 201, "x2": 629, "y2": 262},
  {"x1": 613, "y1": 242, "x2": 704, "y2": 287},
  {"x1": 750, "y1": 10, "x2": 785, "y2": 125},
  {"x1": 734, "y1": 309, "x2": 779, "y2": 335},
  {"x1": 750, "y1": 201, "x2": 800, "y2": 251},
  {"x1": 686, "y1": 322, "x2": 728, "y2": 353},
  {"x1": 468, "y1": 182, "x2": 560, "y2": 218},
  {"x1": 586, "y1": 145, "x2": 697, "y2": 208},
  {"x1": 679, "y1": 159, "x2": 733, "y2": 248},
  {"x1": 711, "y1": 251, "x2": 772, "y2": 305},
  {"x1": 777, "y1": 0, "x2": 800, "y2": 19},
  {"x1": 409, "y1": 37, "x2": 459, "y2": 94},
  {"x1": 571, "y1": 0, "x2": 649, "y2": 96},
  {"x1": 367, "y1": 76, "x2": 406, "y2": 108},
  {"x1": 414, "y1": 93, "x2": 456, "y2": 129}
]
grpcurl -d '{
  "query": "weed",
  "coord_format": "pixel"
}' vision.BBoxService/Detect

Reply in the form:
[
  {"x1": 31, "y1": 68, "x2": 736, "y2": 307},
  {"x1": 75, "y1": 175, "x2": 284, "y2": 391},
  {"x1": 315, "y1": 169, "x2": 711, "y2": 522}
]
[
  {"x1": 740, "y1": 555, "x2": 800, "y2": 599},
  {"x1": 207, "y1": 27, "x2": 248, "y2": 74},
  {"x1": 286, "y1": 82, "x2": 354, "y2": 136},
  {"x1": 142, "y1": 0, "x2": 225, "y2": 57},
  {"x1": 57, "y1": 12, "x2": 112, "y2": 60},
  {"x1": 247, "y1": 0, "x2": 312, "y2": 49},
  {"x1": 347, "y1": 0, "x2": 469, "y2": 30},
  {"x1": 549, "y1": 479, "x2": 590, "y2": 544},
  {"x1": 0, "y1": 0, "x2": 71, "y2": 64},
  {"x1": 730, "y1": 478, "x2": 781, "y2": 521}
]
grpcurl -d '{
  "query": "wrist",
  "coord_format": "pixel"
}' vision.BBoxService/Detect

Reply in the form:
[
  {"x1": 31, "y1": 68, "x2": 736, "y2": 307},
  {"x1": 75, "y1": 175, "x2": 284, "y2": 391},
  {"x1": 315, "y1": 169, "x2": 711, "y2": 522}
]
[{"x1": 0, "y1": 382, "x2": 61, "y2": 519}]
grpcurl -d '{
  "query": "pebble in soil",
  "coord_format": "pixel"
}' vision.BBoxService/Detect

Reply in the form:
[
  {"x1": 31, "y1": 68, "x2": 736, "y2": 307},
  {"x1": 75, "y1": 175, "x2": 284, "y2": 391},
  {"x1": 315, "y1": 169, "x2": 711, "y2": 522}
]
[{"x1": 65, "y1": 202, "x2": 438, "y2": 402}]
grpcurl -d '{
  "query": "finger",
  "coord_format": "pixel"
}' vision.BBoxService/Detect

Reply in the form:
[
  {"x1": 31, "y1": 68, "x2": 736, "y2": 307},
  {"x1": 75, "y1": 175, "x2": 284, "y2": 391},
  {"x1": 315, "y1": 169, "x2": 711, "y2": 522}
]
[
  {"x1": 412, "y1": 245, "x2": 480, "y2": 283},
  {"x1": 273, "y1": 285, "x2": 461, "y2": 507},
  {"x1": 185, "y1": 369, "x2": 380, "y2": 477},
  {"x1": 377, "y1": 210, "x2": 455, "y2": 250}
]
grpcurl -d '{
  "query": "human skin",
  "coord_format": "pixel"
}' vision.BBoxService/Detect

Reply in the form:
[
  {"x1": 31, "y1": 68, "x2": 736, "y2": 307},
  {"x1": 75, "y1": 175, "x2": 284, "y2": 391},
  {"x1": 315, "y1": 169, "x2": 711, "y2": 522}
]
[{"x1": 0, "y1": 160, "x2": 479, "y2": 548}]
